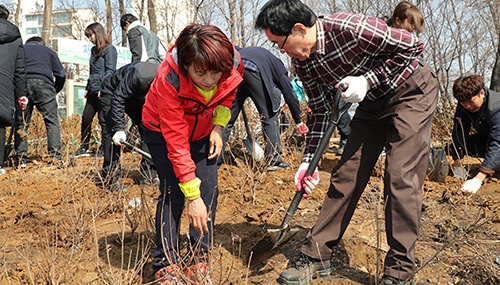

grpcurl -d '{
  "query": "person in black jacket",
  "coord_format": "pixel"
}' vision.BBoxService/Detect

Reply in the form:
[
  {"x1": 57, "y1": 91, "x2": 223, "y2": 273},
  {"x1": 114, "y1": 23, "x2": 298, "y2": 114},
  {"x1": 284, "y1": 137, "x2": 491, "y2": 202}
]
[
  {"x1": 73, "y1": 22, "x2": 117, "y2": 158},
  {"x1": 0, "y1": 5, "x2": 26, "y2": 174},
  {"x1": 451, "y1": 75, "x2": 500, "y2": 194},
  {"x1": 99, "y1": 61, "x2": 160, "y2": 191},
  {"x1": 220, "y1": 46, "x2": 306, "y2": 170},
  {"x1": 14, "y1": 36, "x2": 66, "y2": 168}
]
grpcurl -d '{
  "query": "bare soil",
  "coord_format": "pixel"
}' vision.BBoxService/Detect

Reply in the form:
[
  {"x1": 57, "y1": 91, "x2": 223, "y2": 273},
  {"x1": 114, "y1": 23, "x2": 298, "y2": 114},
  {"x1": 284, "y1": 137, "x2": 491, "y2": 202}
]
[{"x1": 0, "y1": 114, "x2": 499, "y2": 285}]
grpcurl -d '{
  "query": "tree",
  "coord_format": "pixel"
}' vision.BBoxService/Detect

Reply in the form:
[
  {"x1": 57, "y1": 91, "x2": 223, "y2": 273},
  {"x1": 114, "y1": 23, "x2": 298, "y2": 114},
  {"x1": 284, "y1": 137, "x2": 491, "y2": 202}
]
[{"x1": 42, "y1": 0, "x2": 53, "y2": 44}]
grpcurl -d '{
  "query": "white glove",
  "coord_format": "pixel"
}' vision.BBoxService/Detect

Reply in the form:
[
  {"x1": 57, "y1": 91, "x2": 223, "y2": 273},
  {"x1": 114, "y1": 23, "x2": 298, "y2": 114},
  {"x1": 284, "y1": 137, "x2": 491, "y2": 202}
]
[
  {"x1": 338, "y1": 76, "x2": 370, "y2": 103},
  {"x1": 453, "y1": 166, "x2": 467, "y2": 179},
  {"x1": 18, "y1": 96, "x2": 29, "y2": 110},
  {"x1": 297, "y1": 122, "x2": 309, "y2": 136},
  {"x1": 112, "y1": 130, "x2": 127, "y2": 146},
  {"x1": 294, "y1": 162, "x2": 320, "y2": 198},
  {"x1": 461, "y1": 178, "x2": 482, "y2": 194}
]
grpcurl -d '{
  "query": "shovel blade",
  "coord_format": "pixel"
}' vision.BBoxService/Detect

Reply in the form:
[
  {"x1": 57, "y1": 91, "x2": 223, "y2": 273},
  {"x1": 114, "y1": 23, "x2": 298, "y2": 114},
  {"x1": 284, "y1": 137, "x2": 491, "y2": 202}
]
[{"x1": 248, "y1": 226, "x2": 301, "y2": 266}]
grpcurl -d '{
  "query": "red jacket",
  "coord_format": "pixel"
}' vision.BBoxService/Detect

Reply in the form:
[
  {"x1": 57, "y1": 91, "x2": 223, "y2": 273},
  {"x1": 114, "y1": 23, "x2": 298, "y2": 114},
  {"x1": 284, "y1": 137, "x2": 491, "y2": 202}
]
[{"x1": 142, "y1": 46, "x2": 243, "y2": 183}]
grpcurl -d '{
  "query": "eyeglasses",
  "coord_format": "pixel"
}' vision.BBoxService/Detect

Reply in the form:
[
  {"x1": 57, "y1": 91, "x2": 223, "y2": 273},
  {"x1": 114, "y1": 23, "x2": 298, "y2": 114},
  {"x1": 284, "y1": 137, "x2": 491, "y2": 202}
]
[{"x1": 273, "y1": 33, "x2": 290, "y2": 54}]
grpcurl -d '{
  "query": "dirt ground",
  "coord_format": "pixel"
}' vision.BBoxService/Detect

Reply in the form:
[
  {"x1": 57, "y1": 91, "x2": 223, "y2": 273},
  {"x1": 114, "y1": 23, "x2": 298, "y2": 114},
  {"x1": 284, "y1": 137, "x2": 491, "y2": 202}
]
[{"x1": 0, "y1": 116, "x2": 499, "y2": 285}]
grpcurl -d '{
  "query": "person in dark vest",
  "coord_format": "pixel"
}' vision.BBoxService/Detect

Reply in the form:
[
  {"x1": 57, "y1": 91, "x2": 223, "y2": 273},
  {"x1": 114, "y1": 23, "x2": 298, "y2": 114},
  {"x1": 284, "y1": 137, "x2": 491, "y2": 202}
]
[
  {"x1": 0, "y1": 4, "x2": 26, "y2": 174},
  {"x1": 14, "y1": 36, "x2": 66, "y2": 168},
  {"x1": 120, "y1": 13, "x2": 164, "y2": 64},
  {"x1": 451, "y1": 74, "x2": 500, "y2": 194},
  {"x1": 99, "y1": 61, "x2": 159, "y2": 192}
]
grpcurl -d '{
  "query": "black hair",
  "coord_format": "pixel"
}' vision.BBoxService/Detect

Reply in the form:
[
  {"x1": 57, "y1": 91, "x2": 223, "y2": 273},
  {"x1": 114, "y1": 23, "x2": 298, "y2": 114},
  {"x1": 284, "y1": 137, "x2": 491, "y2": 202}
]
[
  {"x1": 26, "y1": 36, "x2": 45, "y2": 45},
  {"x1": 255, "y1": 0, "x2": 317, "y2": 36},
  {"x1": 120, "y1": 14, "x2": 138, "y2": 29}
]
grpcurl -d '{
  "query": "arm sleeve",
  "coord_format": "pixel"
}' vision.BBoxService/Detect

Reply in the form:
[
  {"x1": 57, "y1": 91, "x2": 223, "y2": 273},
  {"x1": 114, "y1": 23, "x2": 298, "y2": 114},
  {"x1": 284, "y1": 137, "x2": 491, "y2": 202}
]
[
  {"x1": 127, "y1": 28, "x2": 143, "y2": 62},
  {"x1": 481, "y1": 110, "x2": 500, "y2": 174},
  {"x1": 110, "y1": 70, "x2": 140, "y2": 131},
  {"x1": 276, "y1": 72, "x2": 302, "y2": 124},
  {"x1": 51, "y1": 50, "x2": 66, "y2": 93},
  {"x1": 14, "y1": 43, "x2": 27, "y2": 100}
]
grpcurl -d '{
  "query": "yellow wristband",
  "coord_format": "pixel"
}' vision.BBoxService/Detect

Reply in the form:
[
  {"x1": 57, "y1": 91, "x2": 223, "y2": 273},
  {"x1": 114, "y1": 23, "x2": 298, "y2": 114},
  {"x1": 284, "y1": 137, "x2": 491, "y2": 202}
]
[{"x1": 179, "y1": 177, "x2": 201, "y2": 200}]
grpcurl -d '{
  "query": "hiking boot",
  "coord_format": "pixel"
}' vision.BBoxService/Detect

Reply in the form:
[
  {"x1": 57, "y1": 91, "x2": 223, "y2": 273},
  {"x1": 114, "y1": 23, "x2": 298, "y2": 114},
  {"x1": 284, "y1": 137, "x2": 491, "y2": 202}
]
[
  {"x1": 379, "y1": 275, "x2": 415, "y2": 285},
  {"x1": 73, "y1": 147, "x2": 90, "y2": 158},
  {"x1": 184, "y1": 262, "x2": 212, "y2": 284},
  {"x1": 278, "y1": 254, "x2": 332, "y2": 285},
  {"x1": 154, "y1": 265, "x2": 182, "y2": 285},
  {"x1": 267, "y1": 160, "x2": 291, "y2": 171}
]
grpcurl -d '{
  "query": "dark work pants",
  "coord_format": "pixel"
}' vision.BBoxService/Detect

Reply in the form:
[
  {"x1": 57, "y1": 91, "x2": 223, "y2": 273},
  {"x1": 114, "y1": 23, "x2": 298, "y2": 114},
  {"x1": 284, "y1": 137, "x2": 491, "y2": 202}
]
[
  {"x1": 0, "y1": 127, "x2": 5, "y2": 166},
  {"x1": 143, "y1": 126, "x2": 218, "y2": 271},
  {"x1": 15, "y1": 79, "x2": 61, "y2": 159},
  {"x1": 80, "y1": 92, "x2": 106, "y2": 151},
  {"x1": 221, "y1": 69, "x2": 281, "y2": 163},
  {"x1": 301, "y1": 62, "x2": 438, "y2": 280}
]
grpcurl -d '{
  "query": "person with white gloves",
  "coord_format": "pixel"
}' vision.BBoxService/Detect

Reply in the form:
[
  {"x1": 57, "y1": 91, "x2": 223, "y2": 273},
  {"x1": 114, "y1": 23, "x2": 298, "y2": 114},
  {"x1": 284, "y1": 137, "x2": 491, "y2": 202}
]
[
  {"x1": 451, "y1": 75, "x2": 500, "y2": 195},
  {"x1": 255, "y1": 1, "x2": 438, "y2": 284},
  {"x1": 99, "y1": 61, "x2": 160, "y2": 191}
]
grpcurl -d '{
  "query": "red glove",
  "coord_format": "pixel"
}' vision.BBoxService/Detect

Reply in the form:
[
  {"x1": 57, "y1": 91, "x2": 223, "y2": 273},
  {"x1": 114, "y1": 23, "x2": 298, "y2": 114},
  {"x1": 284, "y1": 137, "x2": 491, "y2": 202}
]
[
  {"x1": 18, "y1": 96, "x2": 29, "y2": 110},
  {"x1": 294, "y1": 162, "x2": 320, "y2": 198},
  {"x1": 297, "y1": 122, "x2": 309, "y2": 136}
]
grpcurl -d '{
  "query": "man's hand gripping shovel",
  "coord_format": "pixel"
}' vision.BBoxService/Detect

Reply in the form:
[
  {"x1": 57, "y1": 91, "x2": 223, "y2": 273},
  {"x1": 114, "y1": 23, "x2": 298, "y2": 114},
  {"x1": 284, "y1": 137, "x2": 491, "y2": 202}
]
[{"x1": 248, "y1": 84, "x2": 350, "y2": 266}]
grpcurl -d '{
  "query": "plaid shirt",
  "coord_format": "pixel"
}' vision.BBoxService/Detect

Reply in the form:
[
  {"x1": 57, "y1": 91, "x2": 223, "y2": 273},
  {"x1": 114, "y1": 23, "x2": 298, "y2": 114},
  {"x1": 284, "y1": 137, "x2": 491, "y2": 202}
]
[{"x1": 294, "y1": 13, "x2": 424, "y2": 162}]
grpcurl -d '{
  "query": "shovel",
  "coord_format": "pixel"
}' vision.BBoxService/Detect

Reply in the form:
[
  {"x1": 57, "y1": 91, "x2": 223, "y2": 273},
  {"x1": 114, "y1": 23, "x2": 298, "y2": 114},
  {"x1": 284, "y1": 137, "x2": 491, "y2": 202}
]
[
  {"x1": 121, "y1": 140, "x2": 152, "y2": 160},
  {"x1": 241, "y1": 105, "x2": 265, "y2": 161},
  {"x1": 248, "y1": 84, "x2": 349, "y2": 266}
]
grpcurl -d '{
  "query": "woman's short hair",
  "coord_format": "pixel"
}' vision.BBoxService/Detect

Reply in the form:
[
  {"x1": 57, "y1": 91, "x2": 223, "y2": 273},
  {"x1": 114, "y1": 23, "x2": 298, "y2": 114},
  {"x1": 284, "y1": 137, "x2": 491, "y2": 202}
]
[
  {"x1": 388, "y1": 1, "x2": 425, "y2": 34},
  {"x1": 453, "y1": 75, "x2": 484, "y2": 102},
  {"x1": 175, "y1": 24, "x2": 235, "y2": 80}
]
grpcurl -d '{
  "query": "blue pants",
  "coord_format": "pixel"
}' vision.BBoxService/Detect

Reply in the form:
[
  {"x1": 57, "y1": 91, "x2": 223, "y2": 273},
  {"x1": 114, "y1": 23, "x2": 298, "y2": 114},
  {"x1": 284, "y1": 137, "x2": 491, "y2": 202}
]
[{"x1": 142, "y1": 126, "x2": 218, "y2": 271}]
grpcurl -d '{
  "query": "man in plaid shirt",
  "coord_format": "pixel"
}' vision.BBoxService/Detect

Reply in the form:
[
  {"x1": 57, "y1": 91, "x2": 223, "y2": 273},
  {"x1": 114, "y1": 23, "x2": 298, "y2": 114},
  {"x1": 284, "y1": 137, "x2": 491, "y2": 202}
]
[{"x1": 256, "y1": 0, "x2": 438, "y2": 284}]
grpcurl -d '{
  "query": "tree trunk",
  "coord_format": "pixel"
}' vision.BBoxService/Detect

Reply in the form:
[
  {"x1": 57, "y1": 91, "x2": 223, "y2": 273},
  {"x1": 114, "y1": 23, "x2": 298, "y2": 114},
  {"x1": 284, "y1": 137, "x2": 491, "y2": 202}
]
[
  {"x1": 119, "y1": 0, "x2": 126, "y2": 47},
  {"x1": 42, "y1": 0, "x2": 53, "y2": 44},
  {"x1": 147, "y1": 0, "x2": 157, "y2": 33},
  {"x1": 105, "y1": 0, "x2": 112, "y2": 41}
]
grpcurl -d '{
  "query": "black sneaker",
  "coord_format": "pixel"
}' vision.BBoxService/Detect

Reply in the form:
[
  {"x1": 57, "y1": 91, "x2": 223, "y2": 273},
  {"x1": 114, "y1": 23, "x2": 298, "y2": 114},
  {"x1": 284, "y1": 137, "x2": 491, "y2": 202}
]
[
  {"x1": 267, "y1": 160, "x2": 291, "y2": 171},
  {"x1": 379, "y1": 275, "x2": 415, "y2": 285},
  {"x1": 278, "y1": 254, "x2": 332, "y2": 284},
  {"x1": 73, "y1": 148, "x2": 90, "y2": 158}
]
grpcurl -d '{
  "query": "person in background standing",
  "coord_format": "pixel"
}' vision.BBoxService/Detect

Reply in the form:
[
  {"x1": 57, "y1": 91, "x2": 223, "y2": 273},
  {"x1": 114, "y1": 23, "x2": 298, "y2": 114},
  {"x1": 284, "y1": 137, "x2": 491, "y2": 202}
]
[
  {"x1": 451, "y1": 75, "x2": 500, "y2": 194},
  {"x1": 120, "y1": 13, "x2": 164, "y2": 64},
  {"x1": 142, "y1": 24, "x2": 243, "y2": 284},
  {"x1": 220, "y1": 46, "x2": 306, "y2": 170},
  {"x1": 14, "y1": 36, "x2": 66, "y2": 168},
  {"x1": 73, "y1": 22, "x2": 117, "y2": 158},
  {"x1": 0, "y1": 4, "x2": 26, "y2": 174},
  {"x1": 255, "y1": 0, "x2": 438, "y2": 284}
]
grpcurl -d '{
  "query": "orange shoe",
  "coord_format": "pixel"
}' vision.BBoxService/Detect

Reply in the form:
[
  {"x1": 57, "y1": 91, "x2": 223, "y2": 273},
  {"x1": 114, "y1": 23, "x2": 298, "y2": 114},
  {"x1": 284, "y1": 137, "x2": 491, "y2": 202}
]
[
  {"x1": 183, "y1": 262, "x2": 212, "y2": 284},
  {"x1": 154, "y1": 265, "x2": 183, "y2": 285}
]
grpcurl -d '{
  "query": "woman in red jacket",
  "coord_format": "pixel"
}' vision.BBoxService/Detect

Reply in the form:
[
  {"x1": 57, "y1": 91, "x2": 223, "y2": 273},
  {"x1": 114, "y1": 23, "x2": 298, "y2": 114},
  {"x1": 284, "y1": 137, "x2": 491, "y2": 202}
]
[{"x1": 142, "y1": 24, "x2": 243, "y2": 284}]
